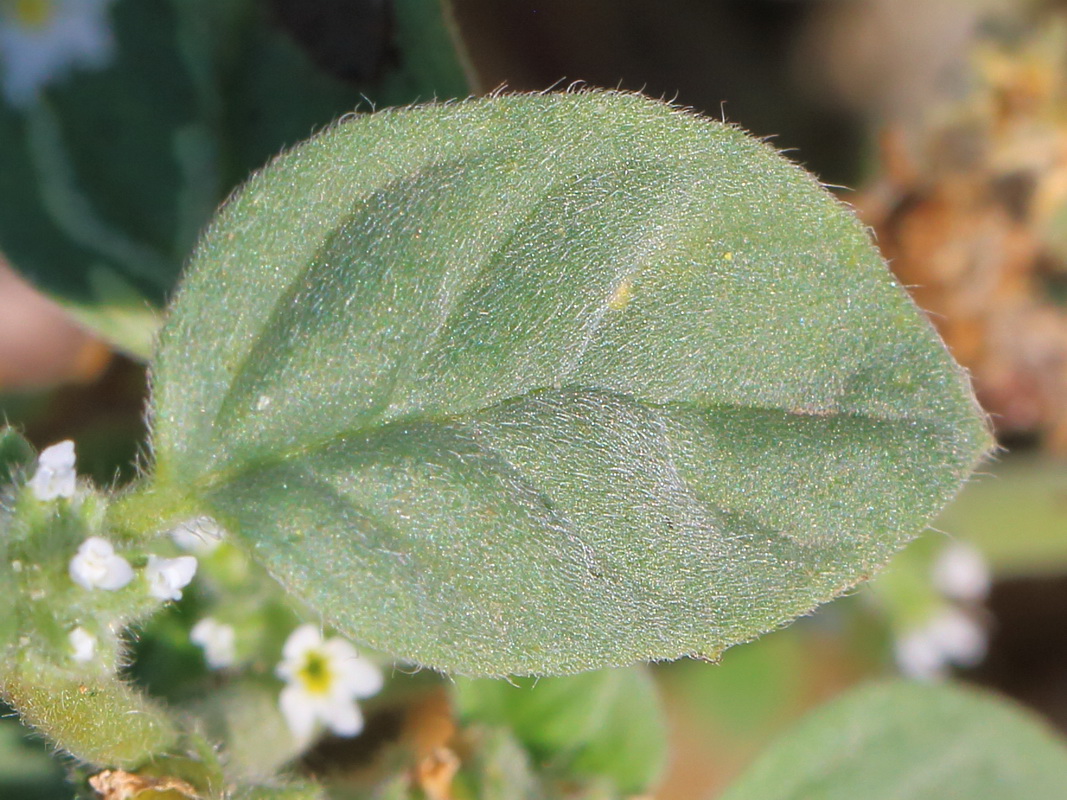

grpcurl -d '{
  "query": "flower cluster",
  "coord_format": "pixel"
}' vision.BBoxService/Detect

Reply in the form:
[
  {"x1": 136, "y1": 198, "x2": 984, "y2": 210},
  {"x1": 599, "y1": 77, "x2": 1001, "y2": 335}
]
[
  {"x1": 68, "y1": 535, "x2": 197, "y2": 601},
  {"x1": 34, "y1": 441, "x2": 200, "y2": 664},
  {"x1": 894, "y1": 542, "x2": 991, "y2": 681},
  {"x1": 29, "y1": 441, "x2": 387, "y2": 742}
]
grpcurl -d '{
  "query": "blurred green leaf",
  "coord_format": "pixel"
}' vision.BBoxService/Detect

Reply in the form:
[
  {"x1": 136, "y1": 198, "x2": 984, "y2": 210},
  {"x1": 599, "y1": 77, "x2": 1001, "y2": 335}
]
[
  {"x1": 0, "y1": 717, "x2": 70, "y2": 800},
  {"x1": 0, "y1": 427, "x2": 34, "y2": 488},
  {"x1": 457, "y1": 727, "x2": 544, "y2": 800},
  {"x1": 661, "y1": 631, "x2": 811, "y2": 742},
  {"x1": 454, "y1": 667, "x2": 666, "y2": 793},
  {"x1": 937, "y1": 456, "x2": 1067, "y2": 577},
  {"x1": 191, "y1": 681, "x2": 302, "y2": 782},
  {"x1": 0, "y1": 0, "x2": 472, "y2": 356},
  {"x1": 719, "y1": 680, "x2": 1067, "y2": 800},
  {"x1": 128, "y1": 91, "x2": 990, "y2": 676}
]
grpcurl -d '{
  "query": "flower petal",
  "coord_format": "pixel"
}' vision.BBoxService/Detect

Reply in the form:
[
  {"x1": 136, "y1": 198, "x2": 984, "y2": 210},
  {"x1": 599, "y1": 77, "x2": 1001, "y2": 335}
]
[
  {"x1": 146, "y1": 554, "x2": 198, "y2": 600},
  {"x1": 68, "y1": 627, "x2": 96, "y2": 662},
  {"x1": 279, "y1": 684, "x2": 319, "y2": 747},
  {"x1": 323, "y1": 696, "x2": 364, "y2": 738},
  {"x1": 282, "y1": 624, "x2": 323, "y2": 661}
]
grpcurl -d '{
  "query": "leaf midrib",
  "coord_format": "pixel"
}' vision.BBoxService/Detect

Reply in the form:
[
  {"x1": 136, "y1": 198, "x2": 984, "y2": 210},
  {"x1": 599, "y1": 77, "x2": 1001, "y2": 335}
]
[{"x1": 183, "y1": 384, "x2": 958, "y2": 497}]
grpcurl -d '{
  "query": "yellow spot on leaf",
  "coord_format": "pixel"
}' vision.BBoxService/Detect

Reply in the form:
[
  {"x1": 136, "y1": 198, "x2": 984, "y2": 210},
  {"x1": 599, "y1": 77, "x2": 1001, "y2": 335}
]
[
  {"x1": 608, "y1": 277, "x2": 633, "y2": 310},
  {"x1": 723, "y1": 252, "x2": 734, "y2": 261}
]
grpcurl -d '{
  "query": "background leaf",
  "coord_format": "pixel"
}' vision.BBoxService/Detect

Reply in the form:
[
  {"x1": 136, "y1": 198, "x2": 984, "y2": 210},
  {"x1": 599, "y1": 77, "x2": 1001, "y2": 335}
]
[
  {"x1": 0, "y1": 717, "x2": 70, "y2": 800},
  {"x1": 453, "y1": 667, "x2": 666, "y2": 793},
  {"x1": 0, "y1": 427, "x2": 33, "y2": 489},
  {"x1": 129, "y1": 91, "x2": 990, "y2": 676},
  {"x1": 937, "y1": 455, "x2": 1067, "y2": 577},
  {"x1": 718, "y1": 680, "x2": 1067, "y2": 800},
  {"x1": 0, "y1": 0, "x2": 473, "y2": 356}
]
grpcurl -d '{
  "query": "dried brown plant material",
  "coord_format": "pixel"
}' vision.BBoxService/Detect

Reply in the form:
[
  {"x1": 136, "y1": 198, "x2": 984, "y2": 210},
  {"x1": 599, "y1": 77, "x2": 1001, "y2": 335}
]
[
  {"x1": 88, "y1": 769, "x2": 200, "y2": 800},
  {"x1": 415, "y1": 747, "x2": 461, "y2": 800},
  {"x1": 857, "y1": 27, "x2": 1067, "y2": 451},
  {"x1": 0, "y1": 260, "x2": 111, "y2": 390}
]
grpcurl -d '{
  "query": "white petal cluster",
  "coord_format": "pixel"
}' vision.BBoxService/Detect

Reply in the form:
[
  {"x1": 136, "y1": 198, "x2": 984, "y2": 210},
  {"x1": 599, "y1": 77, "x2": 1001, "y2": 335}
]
[
  {"x1": 69, "y1": 536, "x2": 133, "y2": 591},
  {"x1": 276, "y1": 625, "x2": 383, "y2": 747},
  {"x1": 894, "y1": 608, "x2": 987, "y2": 681},
  {"x1": 145, "y1": 555, "x2": 198, "y2": 601},
  {"x1": 191, "y1": 617, "x2": 236, "y2": 669},
  {"x1": 68, "y1": 626, "x2": 96, "y2": 662},
  {"x1": 28, "y1": 440, "x2": 76, "y2": 501},
  {"x1": 895, "y1": 539, "x2": 993, "y2": 681},
  {"x1": 0, "y1": 0, "x2": 117, "y2": 106}
]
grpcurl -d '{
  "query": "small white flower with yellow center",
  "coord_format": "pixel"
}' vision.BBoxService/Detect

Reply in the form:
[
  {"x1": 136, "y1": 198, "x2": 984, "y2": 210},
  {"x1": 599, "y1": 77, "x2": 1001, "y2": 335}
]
[
  {"x1": 28, "y1": 439, "x2": 76, "y2": 501},
  {"x1": 145, "y1": 554, "x2": 197, "y2": 601},
  {"x1": 0, "y1": 0, "x2": 117, "y2": 106},
  {"x1": 190, "y1": 617, "x2": 236, "y2": 669},
  {"x1": 69, "y1": 536, "x2": 133, "y2": 591},
  {"x1": 276, "y1": 625, "x2": 383, "y2": 747}
]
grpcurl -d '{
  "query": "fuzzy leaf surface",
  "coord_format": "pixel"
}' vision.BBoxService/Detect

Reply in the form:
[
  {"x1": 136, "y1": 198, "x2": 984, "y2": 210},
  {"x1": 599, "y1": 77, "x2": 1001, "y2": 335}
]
[
  {"x1": 719, "y1": 681, "x2": 1067, "y2": 800},
  {"x1": 143, "y1": 92, "x2": 990, "y2": 675}
]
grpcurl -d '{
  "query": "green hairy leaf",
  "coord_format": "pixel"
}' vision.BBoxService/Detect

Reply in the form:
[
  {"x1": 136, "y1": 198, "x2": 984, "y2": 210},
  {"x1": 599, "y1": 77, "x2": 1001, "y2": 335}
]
[
  {"x1": 133, "y1": 91, "x2": 991, "y2": 675},
  {"x1": 719, "y1": 681, "x2": 1067, "y2": 800}
]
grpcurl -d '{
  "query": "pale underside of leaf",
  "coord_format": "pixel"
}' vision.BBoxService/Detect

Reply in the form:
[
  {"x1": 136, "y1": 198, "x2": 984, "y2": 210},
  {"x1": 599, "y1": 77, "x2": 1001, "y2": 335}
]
[
  {"x1": 719, "y1": 681, "x2": 1067, "y2": 800},
  {"x1": 144, "y1": 91, "x2": 991, "y2": 675}
]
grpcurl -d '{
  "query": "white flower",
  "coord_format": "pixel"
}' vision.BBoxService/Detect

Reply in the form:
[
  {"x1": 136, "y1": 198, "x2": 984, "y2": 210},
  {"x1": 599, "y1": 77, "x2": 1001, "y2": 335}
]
[
  {"x1": 68, "y1": 626, "x2": 95, "y2": 662},
  {"x1": 190, "y1": 617, "x2": 236, "y2": 669},
  {"x1": 0, "y1": 0, "x2": 117, "y2": 106},
  {"x1": 894, "y1": 607, "x2": 987, "y2": 681},
  {"x1": 145, "y1": 555, "x2": 197, "y2": 601},
  {"x1": 168, "y1": 516, "x2": 223, "y2": 554},
  {"x1": 69, "y1": 536, "x2": 133, "y2": 591},
  {"x1": 932, "y1": 542, "x2": 991, "y2": 603},
  {"x1": 28, "y1": 439, "x2": 76, "y2": 501},
  {"x1": 276, "y1": 624, "x2": 383, "y2": 747}
]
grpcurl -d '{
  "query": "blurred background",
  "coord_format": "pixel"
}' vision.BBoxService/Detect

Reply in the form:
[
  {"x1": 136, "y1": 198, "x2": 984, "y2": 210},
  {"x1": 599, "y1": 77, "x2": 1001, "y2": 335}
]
[{"x1": 2, "y1": 1, "x2": 1066, "y2": 798}]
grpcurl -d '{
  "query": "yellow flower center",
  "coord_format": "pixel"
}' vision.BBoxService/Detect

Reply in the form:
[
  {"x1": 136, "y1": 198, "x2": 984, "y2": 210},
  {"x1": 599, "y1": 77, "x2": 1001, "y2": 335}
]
[
  {"x1": 298, "y1": 651, "x2": 333, "y2": 695},
  {"x1": 11, "y1": 0, "x2": 54, "y2": 29}
]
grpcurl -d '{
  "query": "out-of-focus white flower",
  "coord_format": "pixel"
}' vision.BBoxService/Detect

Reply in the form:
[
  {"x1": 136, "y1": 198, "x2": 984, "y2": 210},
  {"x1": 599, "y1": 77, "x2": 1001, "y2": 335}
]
[
  {"x1": 0, "y1": 0, "x2": 117, "y2": 106},
  {"x1": 894, "y1": 607, "x2": 988, "y2": 681},
  {"x1": 932, "y1": 542, "x2": 991, "y2": 603},
  {"x1": 276, "y1": 624, "x2": 383, "y2": 747},
  {"x1": 191, "y1": 617, "x2": 236, "y2": 669},
  {"x1": 69, "y1": 536, "x2": 133, "y2": 591},
  {"x1": 68, "y1": 626, "x2": 95, "y2": 661},
  {"x1": 168, "y1": 517, "x2": 224, "y2": 554},
  {"x1": 145, "y1": 555, "x2": 197, "y2": 601},
  {"x1": 28, "y1": 439, "x2": 76, "y2": 501}
]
